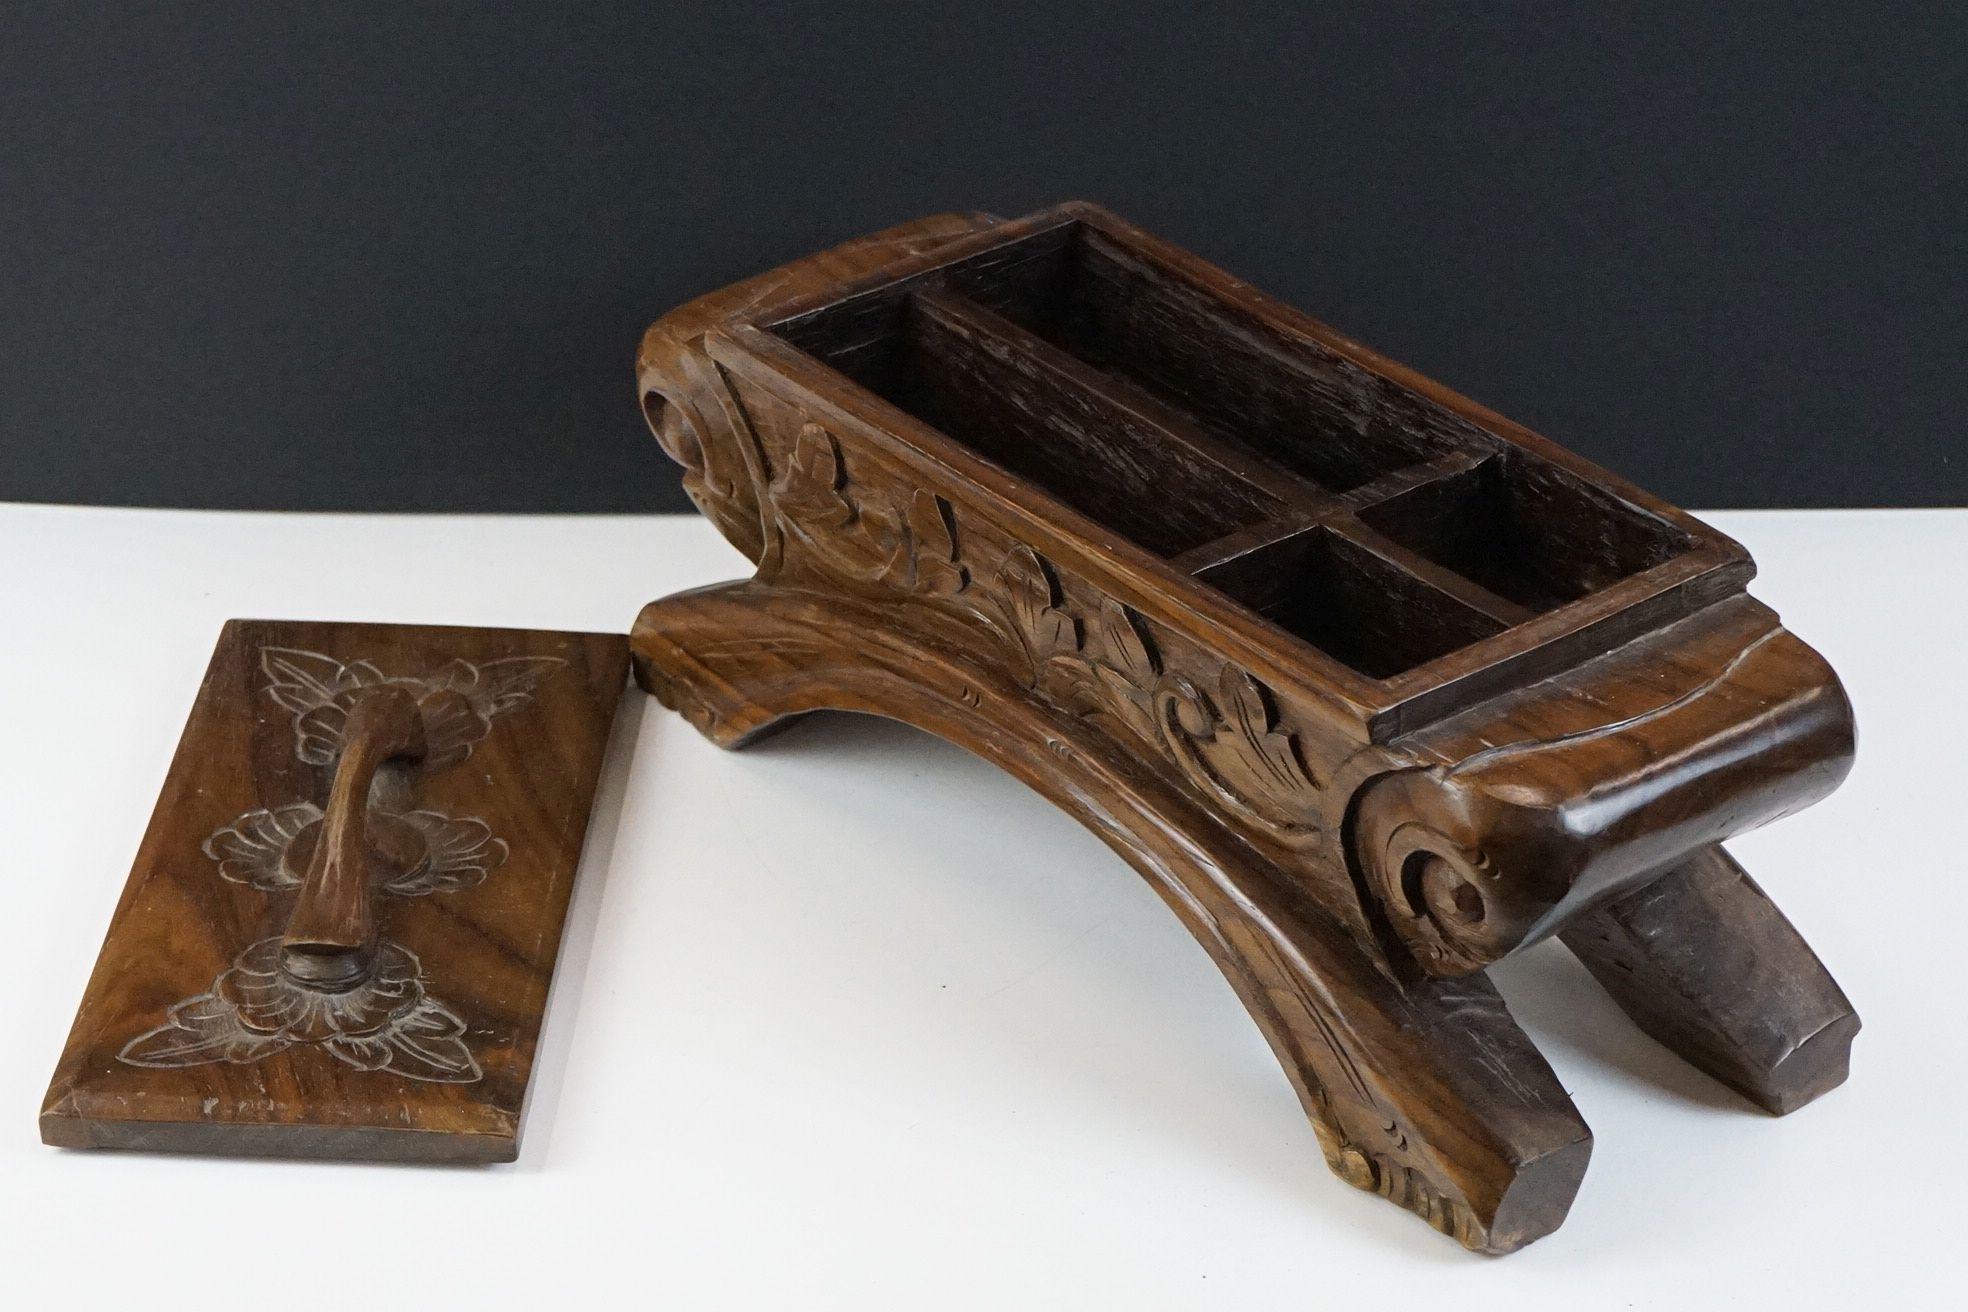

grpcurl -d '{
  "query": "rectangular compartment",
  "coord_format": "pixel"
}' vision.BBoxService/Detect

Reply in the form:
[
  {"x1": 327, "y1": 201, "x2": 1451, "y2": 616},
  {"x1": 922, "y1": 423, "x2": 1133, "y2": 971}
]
[
  {"x1": 769, "y1": 219, "x2": 1479, "y2": 502},
  {"x1": 773, "y1": 251, "x2": 1289, "y2": 558},
  {"x1": 1358, "y1": 455, "x2": 1691, "y2": 614},
  {"x1": 1195, "y1": 528, "x2": 1506, "y2": 678},
  {"x1": 983, "y1": 227, "x2": 1487, "y2": 492},
  {"x1": 773, "y1": 224, "x2": 1080, "y2": 395}
]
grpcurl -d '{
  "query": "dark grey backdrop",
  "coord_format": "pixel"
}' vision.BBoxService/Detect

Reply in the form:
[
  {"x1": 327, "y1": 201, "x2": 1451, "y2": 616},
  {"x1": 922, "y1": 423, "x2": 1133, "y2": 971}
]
[{"x1": 5, "y1": 3, "x2": 1962, "y2": 512}]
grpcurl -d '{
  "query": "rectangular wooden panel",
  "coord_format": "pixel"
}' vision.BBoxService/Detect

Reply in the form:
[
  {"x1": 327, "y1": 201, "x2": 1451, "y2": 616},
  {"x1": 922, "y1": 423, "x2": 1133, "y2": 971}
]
[{"x1": 41, "y1": 619, "x2": 630, "y2": 1162}]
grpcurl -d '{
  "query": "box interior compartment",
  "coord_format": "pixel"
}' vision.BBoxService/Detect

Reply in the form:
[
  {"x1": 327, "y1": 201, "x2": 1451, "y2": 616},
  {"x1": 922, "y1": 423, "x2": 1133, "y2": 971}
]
[
  {"x1": 984, "y1": 228, "x2": 1469, "y2": 493},
  {"x1": 767, "y1": 216, "x2": 1696, "y2": 682},
  {"x1": 1359, "y1": 455, "x2": 1691, "y2": 614},
  {"x1": 1195, "y1": 528, "x2": 1506, "y2": 679},
  {"x1": 774, "y1": 241, "x2": 1288, "y2": 558}
]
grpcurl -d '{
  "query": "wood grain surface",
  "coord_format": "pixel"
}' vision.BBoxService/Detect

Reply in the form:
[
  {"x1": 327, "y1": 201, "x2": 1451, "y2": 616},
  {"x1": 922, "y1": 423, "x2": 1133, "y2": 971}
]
[
  {"x1": 42, "y1": 619, "x2": 628, "y2": 1162},
  {"x1": 630, "y1": 205, "x2": 1859, "y2": 1252}
]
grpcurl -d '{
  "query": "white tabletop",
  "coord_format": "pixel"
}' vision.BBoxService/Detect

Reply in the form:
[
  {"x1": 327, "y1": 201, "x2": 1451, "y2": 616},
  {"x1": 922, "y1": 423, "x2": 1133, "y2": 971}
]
[{"x1": 2, "y1": 503, "x2": 1957, "y2": 1308}]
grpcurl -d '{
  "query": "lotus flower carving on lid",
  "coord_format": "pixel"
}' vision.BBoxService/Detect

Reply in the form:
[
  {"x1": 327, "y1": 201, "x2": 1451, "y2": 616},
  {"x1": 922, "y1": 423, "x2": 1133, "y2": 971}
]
[
  {"x1": 116, "y1": 645, "x2": 564, "y2": 1085},
  {"x1": 120, "y1": 938, "x2": 480, "y2": 1082}
]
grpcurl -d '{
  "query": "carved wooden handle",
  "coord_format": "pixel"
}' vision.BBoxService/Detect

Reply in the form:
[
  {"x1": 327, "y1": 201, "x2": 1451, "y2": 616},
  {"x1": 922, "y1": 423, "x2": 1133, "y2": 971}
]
[{"x1": 281, "y1": 687, "x2": 428, "y2": 986}]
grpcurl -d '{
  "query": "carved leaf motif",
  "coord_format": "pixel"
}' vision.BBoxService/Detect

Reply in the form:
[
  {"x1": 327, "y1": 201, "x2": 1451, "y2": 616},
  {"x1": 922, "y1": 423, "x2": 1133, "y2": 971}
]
[
  {"x1": 770, "y1": 422, "x2": 926, "y2": 586},
  {"x1": 119, "y1": 938, "x2": 483, "y2": 1084},
  {"x1": 201, "y1": 804, "x2": 508, "y2": 897},
  {"x1": 424, "y1": 656, "x2": 566, "y2": 719},
  {"x1": 327, "y1": 998, "x2": 480, "y2": 1083},
  {"x1": 772, "y1": 423, "x2": 857, "y2": 534},
  {"x1": 261, "y1": 646, "x2": 562, "y2": 766},
  {"x1": 260, "y1": 648, "x2": 377, "y2": 716},
  {"x1": 902, "y1": 490, "x2": 969, "y2": 595},
  {"x1": 759, "y1": 431, "x2": 1330, "y2": 847},
  {"x1": 1158, "y1": 668, "x2": 1321, "y2": 844},
  {"x1": 997, "y1": 545, "x2": 1081, "y2": 670},
  {"x1": 392, "y1": 812, "x2": 509, "y2": 896},
  {"x1": 119, "y1": 990, "x2": 292, "y2": 1067},
  {"x1": 1216, "y1": 668, "x2": 1314, "y2": 802},
  {"x1": 202, "y1": 803, "x2": 322, "y2": 890},
  {"x1": 1081, "y1": 598, "x2": 1160, "y2": 742},
  {"x1": 1087, "y1": 598, "x2": 1156, "y2": 687},
  {"x1": 415, "y1": 656, "x2": 564, "y2": 765}
]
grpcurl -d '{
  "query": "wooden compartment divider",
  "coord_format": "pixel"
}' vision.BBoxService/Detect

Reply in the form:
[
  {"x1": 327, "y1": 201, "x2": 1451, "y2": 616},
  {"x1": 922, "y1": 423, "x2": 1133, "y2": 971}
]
[
  {"x1": 905, "y1": 284, "x2": 1543, "y2": 662},
  {"x1": 781, "y1": 237, "x2": 1692, "y2": 683}
]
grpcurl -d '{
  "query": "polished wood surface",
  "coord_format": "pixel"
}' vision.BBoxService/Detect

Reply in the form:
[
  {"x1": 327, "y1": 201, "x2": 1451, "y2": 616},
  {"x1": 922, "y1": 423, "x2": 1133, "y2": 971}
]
[
  {"x1": 631, "y1": 204, "x2": 1857, "y2": 1252},
  {"x1": 279, "y1": 685, "x2": 427, "y2": 986},
  {"x1": 42, "y1": 619, "x2": 629, "y2": 1162}
]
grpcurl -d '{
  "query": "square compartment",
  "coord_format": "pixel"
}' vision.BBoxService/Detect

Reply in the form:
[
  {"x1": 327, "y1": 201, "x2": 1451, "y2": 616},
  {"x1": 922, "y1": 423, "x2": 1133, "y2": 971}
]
[
  {"x1": 1358, "y1": 455, "x2": 1691, "y2": 613},
  {"x1": 1195, "y1": 528, "x2": 1506, "y2": 679}
]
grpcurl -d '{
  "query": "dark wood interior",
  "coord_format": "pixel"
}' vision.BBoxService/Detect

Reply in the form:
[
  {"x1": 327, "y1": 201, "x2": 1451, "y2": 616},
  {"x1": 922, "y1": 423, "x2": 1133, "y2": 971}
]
[
  {"x1": 893, "y1": 289, "x2": 1287, "y2": 556},
  {"x1": 770, "y1": 218, "x2": 1693, "y2": 680},
  {"x1": 1196, "y1": 528, "x2": 1507, "y2": 678},
  {"x1": 1358, "y1": 454, "x2": 1691, "y2": 614}
]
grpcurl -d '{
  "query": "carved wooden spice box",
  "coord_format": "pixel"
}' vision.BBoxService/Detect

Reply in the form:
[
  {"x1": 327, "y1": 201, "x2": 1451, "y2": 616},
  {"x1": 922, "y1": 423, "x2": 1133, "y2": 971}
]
[{"x1": 630, "y1": 204, "x2": 1858, "y2": 1253}]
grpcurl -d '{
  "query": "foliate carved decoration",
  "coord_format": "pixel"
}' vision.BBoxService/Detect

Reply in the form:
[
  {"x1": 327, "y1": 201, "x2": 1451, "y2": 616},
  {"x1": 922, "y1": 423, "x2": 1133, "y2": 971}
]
[
  {"x1": 769, "y1": 423, "x2": 858, "y2": 548},
  {"x1": 1155, "y1": 670, "x2": 1323, "y2": 847},
  {"x1": 203, "y1": 803, "x2": 508, "y2": 897},
  {"x1": 765, "y1": 422, "x2": 1323, "y2": 845},
  {"x1": 639, "y1": 213, "x2": 1002, "y2": 563},
  {"x1": 120, "y1": 646, "x2": 565, "y2": 1085},
  {"x1": 261, "y1": 647, "x2": 563, "y2": 768},
  {"x1": 992, "y1": 544, "x2": 1083, "y2": 679},
  {"x1": 768, "y1": 423, "x2": 971, "y2": 597},
  {"x1": 120, "y1": 938, "x2": 480, "y2": 1083}
]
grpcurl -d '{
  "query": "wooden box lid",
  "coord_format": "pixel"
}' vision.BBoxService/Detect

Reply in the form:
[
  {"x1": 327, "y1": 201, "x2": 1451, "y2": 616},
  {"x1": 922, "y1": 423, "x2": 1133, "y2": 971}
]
[{"x1": 41, "y1": 619, "x2": 629, "y2": 1163}]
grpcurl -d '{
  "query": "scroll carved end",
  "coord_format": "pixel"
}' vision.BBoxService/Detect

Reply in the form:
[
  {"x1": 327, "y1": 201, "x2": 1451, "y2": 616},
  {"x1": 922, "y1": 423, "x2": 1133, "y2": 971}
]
[
  {"x1": 1351, "y1": 625, "x2": 1858, "y2": 977},
  {"x1": 1350, "y1": 768, "x2": 1592, "y2": 978},
  {"x1": 640, "y1": 378, "x2": 766, "y2": 562}
]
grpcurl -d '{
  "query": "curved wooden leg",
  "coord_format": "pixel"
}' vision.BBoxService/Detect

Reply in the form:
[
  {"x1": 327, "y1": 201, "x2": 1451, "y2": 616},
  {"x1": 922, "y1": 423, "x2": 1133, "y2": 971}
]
[
  {"x1": 633, "y1": 580, "x2": 1592, "y2": 1253},
  {"x1": 1561, "y1": 846, "x2": 1859, "y2": 1114}
]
